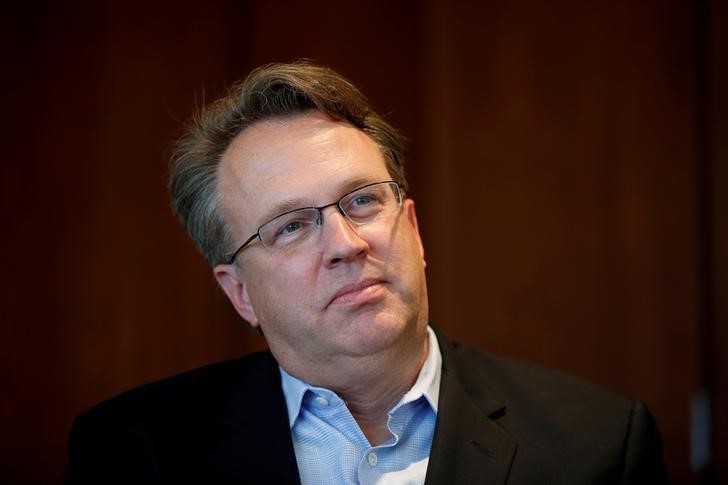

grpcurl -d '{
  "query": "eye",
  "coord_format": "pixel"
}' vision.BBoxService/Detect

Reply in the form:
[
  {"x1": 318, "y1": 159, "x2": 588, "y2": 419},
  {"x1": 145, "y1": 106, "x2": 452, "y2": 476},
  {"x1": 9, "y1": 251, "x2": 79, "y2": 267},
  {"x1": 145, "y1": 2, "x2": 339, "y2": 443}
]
[
  {"x1": 260, "y1": 208, "x2": 320, "y2": 248},
  {"x1": 352, "y1": 194, "x2": 377, "y2": 206},
  {"x1": 273, "y1": 218, "x2": 316, "y2": 241},
  {"x1": 344, "y1": 190, "x2": 386, "y2": 220},
  {"x1": 266, "y1": 218, "x2": 312, "y2": 247},
  {"x1": 279, "y1": 220, "x2": 303, "y2": 235}
]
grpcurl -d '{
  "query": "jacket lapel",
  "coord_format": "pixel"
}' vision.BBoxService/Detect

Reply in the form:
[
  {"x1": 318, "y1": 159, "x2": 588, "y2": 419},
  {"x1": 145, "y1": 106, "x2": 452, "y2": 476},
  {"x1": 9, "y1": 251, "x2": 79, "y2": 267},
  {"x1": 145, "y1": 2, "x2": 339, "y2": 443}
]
[
  {"x1": 204, "y1": 352, "x2": 301, "y2": 484},
  {"x1": 425, "y1": 331, "x2": 517, "y2": 485}
]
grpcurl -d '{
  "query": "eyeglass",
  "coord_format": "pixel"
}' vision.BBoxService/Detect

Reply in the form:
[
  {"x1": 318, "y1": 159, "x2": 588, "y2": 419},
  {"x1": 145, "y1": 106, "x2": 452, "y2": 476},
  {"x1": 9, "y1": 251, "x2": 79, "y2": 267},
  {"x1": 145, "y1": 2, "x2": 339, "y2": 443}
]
[{"x1": 227, "y1": 180, "x2": 403, "y2": 263}]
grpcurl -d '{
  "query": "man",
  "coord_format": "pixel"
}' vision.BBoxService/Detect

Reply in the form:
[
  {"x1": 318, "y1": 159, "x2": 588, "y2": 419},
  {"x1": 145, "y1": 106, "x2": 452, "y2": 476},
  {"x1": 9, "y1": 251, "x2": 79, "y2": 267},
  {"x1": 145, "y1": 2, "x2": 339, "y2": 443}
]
[{"x1": 66, "y1": 61, "x2": 670, "y2": 484}]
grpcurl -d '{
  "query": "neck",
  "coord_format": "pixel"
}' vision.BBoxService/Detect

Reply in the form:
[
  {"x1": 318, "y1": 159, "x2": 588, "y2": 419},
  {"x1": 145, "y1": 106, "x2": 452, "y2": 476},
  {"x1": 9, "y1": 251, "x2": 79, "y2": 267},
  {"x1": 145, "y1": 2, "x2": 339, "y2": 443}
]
[
  {"x1": 331, "y1": 331, "x2": 429, "y2": 445},
  {"x1": 343, "y1": 341, "x2": 428, "y2": 444},
  {"x1": 281, "y1": 326, "x2": 430, "y2": 445}
]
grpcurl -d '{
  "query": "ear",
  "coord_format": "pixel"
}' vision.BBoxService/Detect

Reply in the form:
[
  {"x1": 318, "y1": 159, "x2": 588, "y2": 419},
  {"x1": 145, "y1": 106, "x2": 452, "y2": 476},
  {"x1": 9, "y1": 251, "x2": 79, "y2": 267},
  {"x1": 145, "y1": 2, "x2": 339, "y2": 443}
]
[
  {"x1": 404, "y1": 198, "x2": 426, "y2": 263},
  {"x1": 213, "y1": 264, "x2": 260, "y2": 328}
]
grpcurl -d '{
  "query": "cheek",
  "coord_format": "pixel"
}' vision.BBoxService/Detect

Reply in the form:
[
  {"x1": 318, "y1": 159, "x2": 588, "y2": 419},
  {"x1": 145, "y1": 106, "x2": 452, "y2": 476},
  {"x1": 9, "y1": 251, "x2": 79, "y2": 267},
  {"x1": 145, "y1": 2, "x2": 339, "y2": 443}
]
[
  {"x1": 247, "y1": 258, "x2": 317, "y2": 314},
  {"x1": 393, "y1": 222, "x2": 424, "y2": 260},
  {"x1": 378, "y1": 229, "x2": 425, "y2": 285}
]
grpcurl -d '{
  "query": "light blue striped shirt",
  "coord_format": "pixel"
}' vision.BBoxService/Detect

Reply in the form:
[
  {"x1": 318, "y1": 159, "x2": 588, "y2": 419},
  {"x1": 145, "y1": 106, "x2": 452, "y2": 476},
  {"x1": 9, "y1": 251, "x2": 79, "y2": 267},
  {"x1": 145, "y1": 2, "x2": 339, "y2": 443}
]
[{"x1": 280, "y1": 326, "x2": 442, "y2": 485}]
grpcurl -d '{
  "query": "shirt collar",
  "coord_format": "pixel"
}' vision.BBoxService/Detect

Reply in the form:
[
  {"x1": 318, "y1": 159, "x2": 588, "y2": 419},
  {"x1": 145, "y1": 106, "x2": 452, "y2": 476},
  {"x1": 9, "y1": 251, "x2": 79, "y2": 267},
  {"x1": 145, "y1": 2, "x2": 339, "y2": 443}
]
[{"x1": 279, "y1": 325, "x2": 442, "y2": 429}]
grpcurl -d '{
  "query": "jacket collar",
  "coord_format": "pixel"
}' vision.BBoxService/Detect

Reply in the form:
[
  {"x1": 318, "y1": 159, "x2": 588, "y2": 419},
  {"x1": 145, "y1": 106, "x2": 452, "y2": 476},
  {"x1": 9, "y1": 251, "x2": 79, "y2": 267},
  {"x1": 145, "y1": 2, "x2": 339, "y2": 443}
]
[{"x1": 425, "y1": 325, "x2": 518, "y2": 484}]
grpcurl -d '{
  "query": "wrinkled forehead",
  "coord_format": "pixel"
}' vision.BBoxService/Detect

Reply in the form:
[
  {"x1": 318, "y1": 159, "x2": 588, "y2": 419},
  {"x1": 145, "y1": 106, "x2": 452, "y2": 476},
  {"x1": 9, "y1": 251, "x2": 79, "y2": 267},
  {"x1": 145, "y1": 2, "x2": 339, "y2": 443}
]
[{"x1": 216, "y1": 112, "x2": 391, "y2": 235}]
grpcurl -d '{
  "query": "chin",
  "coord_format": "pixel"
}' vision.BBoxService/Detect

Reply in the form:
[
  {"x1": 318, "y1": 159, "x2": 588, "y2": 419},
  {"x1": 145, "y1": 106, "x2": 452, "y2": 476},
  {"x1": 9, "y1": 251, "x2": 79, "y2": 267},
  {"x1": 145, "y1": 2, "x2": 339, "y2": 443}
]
[{"x1": 340, "y1": 309, "x2": 419, "y2": 354}]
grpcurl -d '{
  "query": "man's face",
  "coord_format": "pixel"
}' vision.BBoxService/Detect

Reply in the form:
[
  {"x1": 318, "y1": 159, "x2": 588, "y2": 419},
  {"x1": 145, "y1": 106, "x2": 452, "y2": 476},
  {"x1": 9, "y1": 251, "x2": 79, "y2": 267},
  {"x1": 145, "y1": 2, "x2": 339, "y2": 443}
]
[{"x1": 214, "y1": 112, "x2": 428, "y2": 379}]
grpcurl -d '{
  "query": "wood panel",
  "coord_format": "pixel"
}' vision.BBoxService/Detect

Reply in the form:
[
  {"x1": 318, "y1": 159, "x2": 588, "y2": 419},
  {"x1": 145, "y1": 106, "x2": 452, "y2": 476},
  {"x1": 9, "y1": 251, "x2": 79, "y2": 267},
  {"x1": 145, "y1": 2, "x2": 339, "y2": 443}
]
[
  {"x1": 2, "y1": 2, "x2": 265, "y2": 482},
  {"x1": 704, "y1": 0, "x2": 728, "y2": 480},
  {"x1": 417, "y1": 1, "x2": 700, "y2": 482}
]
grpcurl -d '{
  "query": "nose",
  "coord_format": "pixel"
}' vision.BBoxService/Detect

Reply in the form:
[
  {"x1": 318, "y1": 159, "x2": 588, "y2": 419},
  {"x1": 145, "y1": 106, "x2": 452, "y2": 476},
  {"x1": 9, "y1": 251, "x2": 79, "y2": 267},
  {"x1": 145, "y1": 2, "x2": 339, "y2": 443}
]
[{"x1": 319, "y1": 206, "x2": 369, "y2": 267}]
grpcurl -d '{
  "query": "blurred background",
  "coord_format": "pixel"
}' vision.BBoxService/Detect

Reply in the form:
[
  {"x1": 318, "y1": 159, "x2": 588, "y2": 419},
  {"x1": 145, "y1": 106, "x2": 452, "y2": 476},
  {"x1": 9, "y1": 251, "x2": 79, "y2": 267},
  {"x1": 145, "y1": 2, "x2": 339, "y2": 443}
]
[{"x1": 2, "y1": 1, "x2": 726, "y2": 483}]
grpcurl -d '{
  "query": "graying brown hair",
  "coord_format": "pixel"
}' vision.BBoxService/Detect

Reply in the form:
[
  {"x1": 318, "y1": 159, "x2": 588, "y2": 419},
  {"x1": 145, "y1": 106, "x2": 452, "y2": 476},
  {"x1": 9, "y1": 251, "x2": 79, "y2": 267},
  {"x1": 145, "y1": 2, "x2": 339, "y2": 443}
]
[{"x1": 169, "y1": 61, "x2": 408, "y2": 267}]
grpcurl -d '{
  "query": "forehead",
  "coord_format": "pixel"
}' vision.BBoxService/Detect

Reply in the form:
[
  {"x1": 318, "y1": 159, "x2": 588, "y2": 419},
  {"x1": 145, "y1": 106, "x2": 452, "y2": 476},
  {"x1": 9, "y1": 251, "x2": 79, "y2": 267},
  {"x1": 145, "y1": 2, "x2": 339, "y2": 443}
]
[{"x1": 217, "y1": 112, "x2": 391, "y2": 233}]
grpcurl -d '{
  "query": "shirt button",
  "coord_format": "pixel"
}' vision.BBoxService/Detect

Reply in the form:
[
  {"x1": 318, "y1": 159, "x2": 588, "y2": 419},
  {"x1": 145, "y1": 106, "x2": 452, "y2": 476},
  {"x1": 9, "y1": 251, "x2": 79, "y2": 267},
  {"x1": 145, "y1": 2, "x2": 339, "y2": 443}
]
[
  {"x1": 314, "y1": 396, "x2": 329, "y2": 407},
  {"x1": 367, "y1": 452, "x2": 378, "y2": 467}
]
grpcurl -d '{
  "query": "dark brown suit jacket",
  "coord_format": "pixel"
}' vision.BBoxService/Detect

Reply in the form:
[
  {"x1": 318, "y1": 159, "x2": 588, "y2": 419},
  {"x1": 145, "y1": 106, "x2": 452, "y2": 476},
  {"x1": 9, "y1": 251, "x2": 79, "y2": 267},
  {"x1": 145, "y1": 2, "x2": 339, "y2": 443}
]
[{"x1": 66, "y1": 329, "x2": 669, "y2": 484}]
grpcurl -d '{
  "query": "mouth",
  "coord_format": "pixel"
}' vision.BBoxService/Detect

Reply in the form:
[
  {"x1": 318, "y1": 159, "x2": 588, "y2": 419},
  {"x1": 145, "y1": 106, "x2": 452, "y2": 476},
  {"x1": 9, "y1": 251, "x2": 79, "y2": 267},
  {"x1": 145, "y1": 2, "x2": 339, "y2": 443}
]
[{"x1": 327, "y1": 278, "x2": 386, "y2": 308}]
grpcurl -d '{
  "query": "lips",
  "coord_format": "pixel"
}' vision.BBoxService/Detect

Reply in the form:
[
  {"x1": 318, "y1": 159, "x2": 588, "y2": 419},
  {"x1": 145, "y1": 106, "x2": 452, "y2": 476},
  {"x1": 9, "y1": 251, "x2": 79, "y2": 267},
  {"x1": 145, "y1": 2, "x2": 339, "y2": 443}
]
[{"x1": 327, "y1": 278, "x2": 385, "y2": 308}]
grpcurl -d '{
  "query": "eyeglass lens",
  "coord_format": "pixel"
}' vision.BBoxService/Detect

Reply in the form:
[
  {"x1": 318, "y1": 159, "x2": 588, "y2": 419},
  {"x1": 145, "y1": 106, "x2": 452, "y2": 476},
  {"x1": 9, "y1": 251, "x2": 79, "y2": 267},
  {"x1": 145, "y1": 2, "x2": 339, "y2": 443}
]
[{"x1": 258, "y1": 182, "x2": 401, "y2": 251}]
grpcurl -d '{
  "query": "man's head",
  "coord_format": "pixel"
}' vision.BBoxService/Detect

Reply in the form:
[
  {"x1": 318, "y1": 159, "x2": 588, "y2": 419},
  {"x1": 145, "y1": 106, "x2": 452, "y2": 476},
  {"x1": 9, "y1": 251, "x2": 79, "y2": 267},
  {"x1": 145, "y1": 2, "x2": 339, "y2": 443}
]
[
  {"x1": 169, "y1": 61, "x2": 407, "y2": 268},
  {"x1": 169, "y1": 62, "x2": 428, "y2": 383}
]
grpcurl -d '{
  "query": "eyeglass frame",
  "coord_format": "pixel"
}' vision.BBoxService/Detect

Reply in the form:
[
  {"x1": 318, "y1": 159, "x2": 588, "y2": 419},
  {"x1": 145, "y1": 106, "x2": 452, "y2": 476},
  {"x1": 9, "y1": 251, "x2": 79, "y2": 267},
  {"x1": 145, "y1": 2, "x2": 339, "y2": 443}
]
[{"x1": 226, "y1": 180, "x2": 404, "y2": 264}]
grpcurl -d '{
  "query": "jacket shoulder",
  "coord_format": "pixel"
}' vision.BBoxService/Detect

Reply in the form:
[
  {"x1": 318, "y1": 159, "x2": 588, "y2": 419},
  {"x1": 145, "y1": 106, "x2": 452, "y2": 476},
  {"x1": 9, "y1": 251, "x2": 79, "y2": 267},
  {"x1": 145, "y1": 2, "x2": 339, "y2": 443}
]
[
  {"x1": 65, "y1": 352, "x2": 287, "y2": 484},
  {"x1": 448, "y1": 341, "x2": 632, "y2": 415},
  {"x1": 442, "y1": 341, "x2": 669, "y2": 483},
  {"x1": 76, "y1": 351, "x2": 275, "y2": 425}
]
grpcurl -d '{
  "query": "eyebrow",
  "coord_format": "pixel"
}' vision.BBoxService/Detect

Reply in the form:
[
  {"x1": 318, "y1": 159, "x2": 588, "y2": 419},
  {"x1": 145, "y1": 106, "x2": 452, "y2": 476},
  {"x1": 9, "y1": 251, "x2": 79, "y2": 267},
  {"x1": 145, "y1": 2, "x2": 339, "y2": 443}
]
[{"x1": 257, "y1": 176, "x2": 385, "y2": 227}]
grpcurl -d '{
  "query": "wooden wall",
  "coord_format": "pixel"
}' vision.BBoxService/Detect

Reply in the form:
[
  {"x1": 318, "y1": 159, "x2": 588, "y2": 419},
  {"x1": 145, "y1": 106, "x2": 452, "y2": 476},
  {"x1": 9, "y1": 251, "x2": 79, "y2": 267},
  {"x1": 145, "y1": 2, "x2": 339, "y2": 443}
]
[{"x1": 2, "y1": 1, "x2": 725, "y2": 483}]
